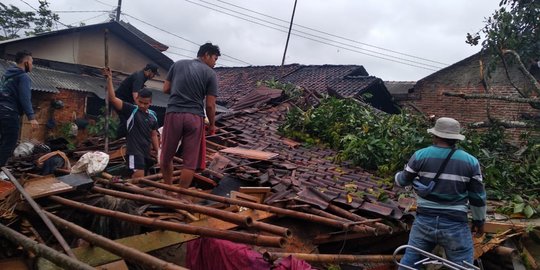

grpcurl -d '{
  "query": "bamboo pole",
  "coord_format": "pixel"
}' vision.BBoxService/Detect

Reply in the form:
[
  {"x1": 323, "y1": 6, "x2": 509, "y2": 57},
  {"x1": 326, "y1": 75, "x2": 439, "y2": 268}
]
[
  {"x1": 100, "y1": 173, "x2": 198, "y2": 221},
  {"x1": 45, "y1": 212, "x2": 187, "y2": 270},
  {"x1": 1, "y1": 167, "x2": 76, "y2": 258},
  {"x1": 134, "y1": 178, "x2": 371, "y2": 233},
  {"x1": 92, "y1": 186, "x2": 253, "y2": 227},
  {"x1": 48, "y1": 195, "x2": 285, "y2": 248},
  {"x1": 127, "y1": 168, "x2": 217, "y2": 186},
  {"x1": 263, "y1": 252, "x2": 401, "y2": 264},
  {"x1": 104, "y1": 28, "x2": 110, "y2": 153},
  {"x1": 0, "y1": 224, "x2": 93, "y2": 270},
  {"x1": 326, "y1": 204, "x2": 392, "y2": 233},
  {"x1": 93, "y1": 182, "x2": 290, "y2": 237}
]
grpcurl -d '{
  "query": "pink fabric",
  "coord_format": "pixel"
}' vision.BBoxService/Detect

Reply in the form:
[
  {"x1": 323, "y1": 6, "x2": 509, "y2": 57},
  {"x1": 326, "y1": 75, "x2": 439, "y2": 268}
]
[{"x1": 186, "y1": 238, "x2": 314, "y2": 270}]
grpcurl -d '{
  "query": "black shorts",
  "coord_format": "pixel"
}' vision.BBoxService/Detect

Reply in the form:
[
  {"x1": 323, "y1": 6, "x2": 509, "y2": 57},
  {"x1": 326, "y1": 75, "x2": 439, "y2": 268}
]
[{"x1": 127, "y1": 154, "x2": 146, "y2": 170}]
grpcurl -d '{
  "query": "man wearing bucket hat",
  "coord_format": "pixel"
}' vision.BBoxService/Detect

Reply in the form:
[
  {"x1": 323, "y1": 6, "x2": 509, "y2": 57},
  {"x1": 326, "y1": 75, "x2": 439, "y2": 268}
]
[{"x1": 395, "y1": 117, "x2": 486, "y2": 269}]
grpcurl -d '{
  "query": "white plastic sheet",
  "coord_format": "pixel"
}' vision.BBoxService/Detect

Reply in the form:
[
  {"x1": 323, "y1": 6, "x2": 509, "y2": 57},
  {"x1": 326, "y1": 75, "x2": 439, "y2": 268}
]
[{"x1": 70, "y1": 151, "x2": 109, "y2": 175}]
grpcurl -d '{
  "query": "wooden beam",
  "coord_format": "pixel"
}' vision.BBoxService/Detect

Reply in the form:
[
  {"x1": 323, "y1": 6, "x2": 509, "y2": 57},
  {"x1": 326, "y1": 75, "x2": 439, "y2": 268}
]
[{"x1": 66, "y1": 210, "x2": 274, "y2": 267}]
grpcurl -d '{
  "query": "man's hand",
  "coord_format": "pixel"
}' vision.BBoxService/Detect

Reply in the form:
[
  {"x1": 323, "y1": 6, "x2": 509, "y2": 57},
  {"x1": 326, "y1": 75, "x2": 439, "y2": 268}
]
[
  {"x1": 471, "y1": 223, "x2": 485, "y2": 237},
  {"x1": 207, "y1": 124, "x2": 216, "y2": 136},
  {"x1": 156, "y1": 149, "x2": 161, "y2": 166},
  {"x1": 102, "y1": 67, "x2": 112, "y2": 78},
  {"x1": 29, "y1": 119, "x2": 39, "y2": 130}
]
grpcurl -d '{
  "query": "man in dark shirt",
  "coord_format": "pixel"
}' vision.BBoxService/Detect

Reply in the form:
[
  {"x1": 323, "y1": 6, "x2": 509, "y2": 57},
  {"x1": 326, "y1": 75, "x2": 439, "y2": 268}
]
[
  {"x1": 160, "y1": 43, "x2": 220, "y2": 196},
  {"x1": 104, "y1": 67, "x2": 160, "y2": 178},
  {"x1": 0, "y1": 50, "x2": 39, "y2": 166},
  {"x1": 115, "y1": 63, "x2": 159, "y2": 139}
]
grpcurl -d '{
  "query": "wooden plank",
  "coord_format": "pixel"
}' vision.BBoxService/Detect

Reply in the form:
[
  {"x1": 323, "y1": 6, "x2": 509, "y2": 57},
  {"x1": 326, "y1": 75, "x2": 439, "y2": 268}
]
[
  {"x1": 23, "y1": 177, "x2": 73, "y2": 199},
  {"x1": 220, "y1": 147, "x2": 278, "y2": 160},
  {"x1": 483, "y1": 221, "x2": 527, "y2": 234},
  {"x1": 70, "y1": 209, "x2": 274, "y2": 267},
  {"x1": 96, "y1": 260, "x2": 129, "y2": 270},
  {"x1": 0, "y1": 258, "x2": 29, "y2": 270},
  {"x1": 231, "y1": 191, "x2": 261, "y2": 204}
]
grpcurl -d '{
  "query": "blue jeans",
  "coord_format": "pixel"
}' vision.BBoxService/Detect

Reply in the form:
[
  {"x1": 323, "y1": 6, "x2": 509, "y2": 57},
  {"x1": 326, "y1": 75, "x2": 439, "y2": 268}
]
[
  {"x1": 398, "y1": 214, "x2": 473, "y2": 269},
  {"x1": 0, "y1": 112, "x2": 20, "y2": 166}
]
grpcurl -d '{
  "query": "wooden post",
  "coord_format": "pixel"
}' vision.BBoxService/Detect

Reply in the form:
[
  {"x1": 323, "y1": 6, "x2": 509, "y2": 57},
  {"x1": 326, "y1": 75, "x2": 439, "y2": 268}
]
[
  {"x1": 0, "y1": 224, "x2": 93, "y2": 270},
  {"x1": 104, "y1": 28, "x2": 110, "y2": 153},
  {"x1": 1, "y1": 167, "x2": 76, "y2": 258}
]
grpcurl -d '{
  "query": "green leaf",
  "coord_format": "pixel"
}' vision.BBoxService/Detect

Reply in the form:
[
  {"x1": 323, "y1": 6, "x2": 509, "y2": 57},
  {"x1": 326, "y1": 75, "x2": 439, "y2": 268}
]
[
  {"x1": 514, "y1": 203, "x2": 525, "y2": 213},
  {"x1": 524, "y1": 205, "x2": 534, "y2": 218},
  {"x1": 513, "y1": 195, "x2": 524, "y2": 203}
]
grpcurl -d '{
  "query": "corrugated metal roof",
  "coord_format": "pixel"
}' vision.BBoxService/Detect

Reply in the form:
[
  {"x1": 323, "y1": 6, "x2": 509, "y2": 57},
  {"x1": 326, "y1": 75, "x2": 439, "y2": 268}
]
[{"x1": 0, "y1": 59, "x2": 106, "y2": 95}]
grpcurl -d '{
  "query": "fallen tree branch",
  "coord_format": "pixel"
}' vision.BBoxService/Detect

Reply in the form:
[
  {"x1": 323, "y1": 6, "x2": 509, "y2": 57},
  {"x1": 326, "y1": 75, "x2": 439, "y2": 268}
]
[
  {"x1": 469, "y1": 119, "x2": 540, "y2": 129},
  {"x1": 443, "y1": 91, "x2": 540, "y2": 105},
  {"x1": 502, "y1": 49, "x2": 540, "y2": 95}
]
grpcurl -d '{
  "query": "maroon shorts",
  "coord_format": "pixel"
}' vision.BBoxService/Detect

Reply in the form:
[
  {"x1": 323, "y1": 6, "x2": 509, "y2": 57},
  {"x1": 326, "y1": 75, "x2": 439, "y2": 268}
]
[{"x1": 160, "y1": 112, "x2": 204, "y2": 170}]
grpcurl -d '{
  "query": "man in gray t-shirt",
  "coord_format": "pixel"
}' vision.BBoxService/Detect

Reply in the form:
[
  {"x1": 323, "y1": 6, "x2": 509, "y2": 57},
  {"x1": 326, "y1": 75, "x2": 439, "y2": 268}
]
[{"x1": 160, "y1": 43, "x2": 221, "y2": 196}]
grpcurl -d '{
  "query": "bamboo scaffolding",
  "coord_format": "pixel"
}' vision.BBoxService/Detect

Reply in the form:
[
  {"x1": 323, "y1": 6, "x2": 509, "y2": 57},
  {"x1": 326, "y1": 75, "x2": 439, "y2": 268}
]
[
  {"x1": 94, "y1": 179, "x2": 291, "y2": 237},
  {"x1": 45, "y1": 212, "x2": 187, "y2": 270},
  {"x1": 48, "y1": 195, "x2": 285, "y2": 248},
  {"x1": 92, "y1": 186, "x2": 253, "y2": 227},
  {"x1": 133, "y1": 178, "x2": 372, "y2": 233},
  {"x1": 0, "y1": 224, "x2": 93, "y2": 270},
  {"x1": 1, "y1": 167, "x2": 76, "y2": 258},
  {"x1": 263, "y1": 251, "x2": 401, "y2": 264}
]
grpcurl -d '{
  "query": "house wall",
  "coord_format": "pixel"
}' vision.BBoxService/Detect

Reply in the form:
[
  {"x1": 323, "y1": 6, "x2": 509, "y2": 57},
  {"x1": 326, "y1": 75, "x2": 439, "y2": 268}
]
[
  {"x1": 20, "y1": 90, "x2": 90, "y2": 144},
  {"x1": 407, "y1": 54, "x2": 539, "y2": 140},
  {"x1": 1, "y1": 30, "x2": 167, "y2": 78}
]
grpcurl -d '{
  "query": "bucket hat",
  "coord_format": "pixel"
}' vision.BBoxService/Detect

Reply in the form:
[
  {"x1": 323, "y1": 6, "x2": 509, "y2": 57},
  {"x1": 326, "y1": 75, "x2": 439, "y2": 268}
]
[{"x1": 427, "y1": 117, "x2": 465, "y2": 140}]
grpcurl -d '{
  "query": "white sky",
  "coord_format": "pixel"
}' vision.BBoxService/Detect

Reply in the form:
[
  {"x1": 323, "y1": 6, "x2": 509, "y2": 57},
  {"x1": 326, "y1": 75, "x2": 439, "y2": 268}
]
[{"x1": 4, "y1": 0, "x2": 501, "y2": 81}]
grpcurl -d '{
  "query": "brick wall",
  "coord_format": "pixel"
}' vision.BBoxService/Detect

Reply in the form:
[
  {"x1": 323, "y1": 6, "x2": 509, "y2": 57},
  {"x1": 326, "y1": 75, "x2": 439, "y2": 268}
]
[
  {"x1": 20, "y1": 89, "x2": 92, "y2": 144},
  {"x1": 403, "y1": 53, "x2": 539, "y2": 141}
]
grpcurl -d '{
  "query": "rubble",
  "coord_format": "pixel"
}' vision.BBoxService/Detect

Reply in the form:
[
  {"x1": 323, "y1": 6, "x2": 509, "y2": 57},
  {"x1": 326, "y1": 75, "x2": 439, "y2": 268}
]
[{"x1": 0, "y1": 91, "x2": 538, "y2": 270}]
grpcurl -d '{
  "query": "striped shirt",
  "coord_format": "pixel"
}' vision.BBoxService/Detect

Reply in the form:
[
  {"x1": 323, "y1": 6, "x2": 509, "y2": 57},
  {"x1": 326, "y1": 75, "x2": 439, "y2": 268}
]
[{"x1": 395, "y1": 145, "x2": 486, "y2": 224}]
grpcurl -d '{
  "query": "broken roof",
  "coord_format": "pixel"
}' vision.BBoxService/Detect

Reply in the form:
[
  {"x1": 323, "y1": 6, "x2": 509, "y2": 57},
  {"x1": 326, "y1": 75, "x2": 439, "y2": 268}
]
[{"x1": 216, "y1": 65, "x2": 372, "y2": 103}]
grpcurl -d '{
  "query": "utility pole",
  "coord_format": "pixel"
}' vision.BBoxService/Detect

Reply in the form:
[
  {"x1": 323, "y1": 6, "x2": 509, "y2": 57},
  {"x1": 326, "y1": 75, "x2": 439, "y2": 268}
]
[
  {"x1": 281, "y1": 0, "x2": 298, "y2": 66},
  {"x1": 115, "y1": 0, "x2": 122, "y2": 21}
]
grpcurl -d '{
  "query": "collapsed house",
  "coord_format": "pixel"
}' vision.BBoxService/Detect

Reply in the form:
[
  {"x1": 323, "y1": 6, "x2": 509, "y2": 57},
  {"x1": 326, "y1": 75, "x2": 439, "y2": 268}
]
[{"x1": 0, "y1": 21, "x2": 537, "y2": 270}]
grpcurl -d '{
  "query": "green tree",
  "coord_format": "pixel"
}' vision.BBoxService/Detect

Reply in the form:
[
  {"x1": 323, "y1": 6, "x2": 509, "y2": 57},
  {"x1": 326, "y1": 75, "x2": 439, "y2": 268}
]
[
  {"x1": 0, "y1": 1, "x2": 59, "y2": 40},
  {"x1": 0, "y1": 3, "x2": 34, "y2": 40},
  {"x1": 447, "y1": 0, "x2": 540, "y2": 128},
  {"x1": 27, "y1": 0, "x2": 60, "y2": 35}
]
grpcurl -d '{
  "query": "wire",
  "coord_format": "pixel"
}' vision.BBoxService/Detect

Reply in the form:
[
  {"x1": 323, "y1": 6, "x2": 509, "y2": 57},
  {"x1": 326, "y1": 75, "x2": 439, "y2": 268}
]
[
  {"x1": 167, "y1": 49, "x2": 247, "y2": 65},
  {"x1": 216, "y1": 0, "x2": 449, "y2": 66},
  {"x1": 18, "y1": 0, "x2": 71, "y2": 28},
  {"x1": 184, "y1": 0, "x2": 439, "y2": 71},
  {"x1": 184, "y1": 0, "x2": 441, "y2": 70},
  {"x1": 53, "y1": 10, "x2": 112, "y2": 13},
  {"x1": 122, "y1": 12, "x2": 252, "y2": 66},
  {"x1": 91, "y1": 0, "x2": 116, "y2": 8},
  {"x1": 65, "y1": 12, "x2": 109, "y2": 26}
]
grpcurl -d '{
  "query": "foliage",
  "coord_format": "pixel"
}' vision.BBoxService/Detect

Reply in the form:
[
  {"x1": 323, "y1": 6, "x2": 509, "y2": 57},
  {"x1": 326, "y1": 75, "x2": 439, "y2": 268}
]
[
  {"x1": 280, "y1": 97, "x2": 540, "y2": 217},
  {"x1": 88, "y1": 109, "x2": 119, "y2": 140},
  {"x1": 0, "y1": 1, "x2": 59, "y2": 40},
  {"x1": 0, "y1": 3, "x2": 34, "y2": 40},
  {"x1": 466, "y1": 0, "x2": 539, "y2": 76},
  {"x1": 280, "y1": 97, "x2": 430, "y2": 178},
  {"x1": 258, "y1": 79, "x2": 303, "y2": 100},
  {"x1": 57, "y1": 122, "x2": 76, "y2": 150}
]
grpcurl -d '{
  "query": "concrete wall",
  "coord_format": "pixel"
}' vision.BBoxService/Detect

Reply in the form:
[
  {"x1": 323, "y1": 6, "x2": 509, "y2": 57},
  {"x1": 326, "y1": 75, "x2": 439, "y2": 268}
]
[{"x1": 2, "y1": 30, "x2": 168, "y2": 78}]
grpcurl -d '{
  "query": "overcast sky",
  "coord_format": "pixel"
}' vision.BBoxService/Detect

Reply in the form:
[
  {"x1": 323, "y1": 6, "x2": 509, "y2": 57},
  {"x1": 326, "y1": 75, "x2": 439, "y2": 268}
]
[{"x1": 6, "y1": 0, "x2": 501, "y2": 81}]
